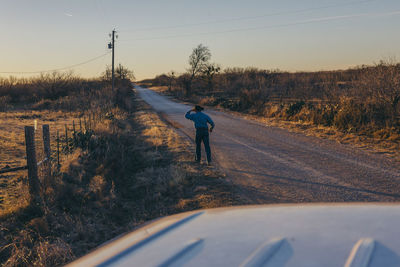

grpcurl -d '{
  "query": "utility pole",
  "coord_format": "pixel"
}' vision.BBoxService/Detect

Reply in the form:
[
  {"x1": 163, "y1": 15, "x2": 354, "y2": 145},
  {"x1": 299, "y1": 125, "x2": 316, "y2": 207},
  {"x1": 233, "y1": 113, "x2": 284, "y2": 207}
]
[
  {"x1": 108, "y1": 29, "x2": 117, "y2": 90},
  {"x1": 111, "y1": 29, "x2": 115, "y2": 91}
]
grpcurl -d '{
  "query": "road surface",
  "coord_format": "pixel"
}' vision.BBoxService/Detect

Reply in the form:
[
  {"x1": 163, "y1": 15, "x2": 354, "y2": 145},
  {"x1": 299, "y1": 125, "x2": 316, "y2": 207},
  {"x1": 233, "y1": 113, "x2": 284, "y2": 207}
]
[{"x1": 136, "y1": 85, "x2": 400, "y2": 204}]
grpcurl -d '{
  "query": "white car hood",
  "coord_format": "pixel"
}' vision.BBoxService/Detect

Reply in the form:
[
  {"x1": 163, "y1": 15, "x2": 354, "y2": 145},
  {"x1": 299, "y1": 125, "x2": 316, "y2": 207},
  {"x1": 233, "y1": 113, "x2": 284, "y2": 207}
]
[{"x1": 67, "y1": 204, "x2": 400, "y2": 267}]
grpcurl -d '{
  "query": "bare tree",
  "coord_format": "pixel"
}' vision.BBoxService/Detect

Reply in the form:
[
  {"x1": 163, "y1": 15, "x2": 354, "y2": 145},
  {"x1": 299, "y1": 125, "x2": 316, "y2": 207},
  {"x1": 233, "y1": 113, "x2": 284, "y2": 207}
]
[
  {"x1": 202, "y1": 63, "x2": 220, "y2": 92},
  {"x1": 35, "y1": 71, "x2": 78, "y2": 100},
  {"x1": 353, "y1": 60, "x2": 400, "y2": 125},
  {"x1": 102, "y1": 64, "x2": 135, "y2": 81},
  {"x1": 186, "y1": 44, "x2": 211, "y2": 96},
  {"x1": 116, "y1": 64, "x2": 135, "y2": 80},
  {"x1": 101, "y1": 65, "x2": 113, "y2": 81},
  {"x1": 167, "y1": 71, "x2": 175, "y2": 92}
]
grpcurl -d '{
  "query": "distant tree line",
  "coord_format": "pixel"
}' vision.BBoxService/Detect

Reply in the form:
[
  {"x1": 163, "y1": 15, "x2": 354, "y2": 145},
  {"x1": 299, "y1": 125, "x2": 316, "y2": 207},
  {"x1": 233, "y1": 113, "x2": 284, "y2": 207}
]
[{"x1": 0, "y1": 65, "x2": 135, "y2": 110}]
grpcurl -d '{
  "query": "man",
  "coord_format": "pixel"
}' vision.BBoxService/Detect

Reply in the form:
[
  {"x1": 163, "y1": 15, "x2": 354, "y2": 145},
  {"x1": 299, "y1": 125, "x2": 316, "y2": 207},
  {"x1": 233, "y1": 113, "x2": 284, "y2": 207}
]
[{"x1": 185, "y1": 105, "x2": 215, "y2": 165}]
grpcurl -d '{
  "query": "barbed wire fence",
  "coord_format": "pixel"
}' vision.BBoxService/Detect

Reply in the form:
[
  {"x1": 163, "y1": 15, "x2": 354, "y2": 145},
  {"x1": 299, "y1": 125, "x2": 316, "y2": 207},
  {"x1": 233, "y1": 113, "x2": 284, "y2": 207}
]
[{"x1": 0, "y1": 111, "x2": 105, "y2": 206}]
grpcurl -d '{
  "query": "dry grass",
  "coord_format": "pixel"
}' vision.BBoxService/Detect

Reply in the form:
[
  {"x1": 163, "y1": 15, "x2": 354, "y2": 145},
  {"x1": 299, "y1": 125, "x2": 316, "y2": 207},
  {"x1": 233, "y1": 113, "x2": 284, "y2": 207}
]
[
  {"x1": 0, "y1": 110, "x2": 84, "y2": 216},
  {"x1": 235, "y1": 110, "x2": 400, "y2": 161},
  {"x1": 133, "y1": 100, "x2": 241, "y2": 210},
  {"x1": 1, "y1": 87, "x2": 241, "y2": 266},
  {"x1": 3, "y1": 233, "x2": 74, "y2": 267},
  {"x1": 147, "y1": 85, "x2": 169, "y2": 94},
  {"x1": 138, "y1": 111, "x2": 185, "y2": 150}
]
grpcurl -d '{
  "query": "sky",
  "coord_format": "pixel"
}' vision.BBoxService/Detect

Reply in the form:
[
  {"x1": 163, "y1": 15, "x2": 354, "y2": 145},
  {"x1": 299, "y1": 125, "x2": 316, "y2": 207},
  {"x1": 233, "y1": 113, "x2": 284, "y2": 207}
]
[{"x1": 1, "y1": 0, "x2": 400, "y2": 80}]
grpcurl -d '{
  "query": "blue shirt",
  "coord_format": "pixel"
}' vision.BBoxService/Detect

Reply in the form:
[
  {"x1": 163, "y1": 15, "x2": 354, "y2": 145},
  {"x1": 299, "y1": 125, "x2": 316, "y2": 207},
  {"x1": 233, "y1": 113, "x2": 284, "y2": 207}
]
[{"x1": 185, "y1": 110, "x2": 215, "y2": 129}]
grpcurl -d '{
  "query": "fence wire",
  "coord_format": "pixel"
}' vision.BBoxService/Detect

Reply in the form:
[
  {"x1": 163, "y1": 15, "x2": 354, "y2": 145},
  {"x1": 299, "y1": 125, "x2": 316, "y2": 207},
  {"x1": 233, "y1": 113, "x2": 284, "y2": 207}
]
[{"x1": 0, "y1": 111, "x2": 103, "y2": 179}]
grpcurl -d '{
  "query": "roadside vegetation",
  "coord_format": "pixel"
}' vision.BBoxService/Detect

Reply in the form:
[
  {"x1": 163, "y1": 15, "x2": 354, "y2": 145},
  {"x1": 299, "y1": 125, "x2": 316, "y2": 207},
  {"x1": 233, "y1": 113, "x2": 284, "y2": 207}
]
[
  {"x1": 0, "y1": 70, "x2": 239, "y2": 266},
  {"x1": 142, "y1": 44, "x2": 400, "y2": 159}
]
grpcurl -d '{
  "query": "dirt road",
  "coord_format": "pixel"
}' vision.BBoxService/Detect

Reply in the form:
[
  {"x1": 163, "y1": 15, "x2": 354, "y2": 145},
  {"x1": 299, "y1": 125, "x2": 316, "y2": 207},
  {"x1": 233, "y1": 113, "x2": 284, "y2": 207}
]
[{"x1": 136, "y1": 85, "x2": 400, "y2": 204}]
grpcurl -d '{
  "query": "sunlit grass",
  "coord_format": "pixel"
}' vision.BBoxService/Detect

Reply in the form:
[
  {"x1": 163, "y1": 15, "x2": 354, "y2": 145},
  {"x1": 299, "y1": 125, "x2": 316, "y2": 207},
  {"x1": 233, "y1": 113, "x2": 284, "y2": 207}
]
[{"x1": 0, "y1": 110, "x2": 83, "y2": 216}]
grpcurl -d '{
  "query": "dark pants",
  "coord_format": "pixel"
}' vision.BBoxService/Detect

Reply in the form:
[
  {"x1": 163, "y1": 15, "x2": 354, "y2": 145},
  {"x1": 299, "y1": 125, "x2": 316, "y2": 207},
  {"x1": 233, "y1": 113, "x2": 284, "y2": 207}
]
[{"x1": 195, "y1": 128, "x2": 211, "y2": 163}]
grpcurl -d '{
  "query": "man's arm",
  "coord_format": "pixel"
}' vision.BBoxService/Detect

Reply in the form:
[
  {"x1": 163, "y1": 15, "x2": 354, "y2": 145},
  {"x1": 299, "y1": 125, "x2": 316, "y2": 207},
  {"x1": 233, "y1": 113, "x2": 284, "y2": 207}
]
[
  {"x1": 185, "y1": 110, "x2": 194, "y2": 120},
  {"x1": 207, "y1": 115, "x2": 215, "y2": 132}
]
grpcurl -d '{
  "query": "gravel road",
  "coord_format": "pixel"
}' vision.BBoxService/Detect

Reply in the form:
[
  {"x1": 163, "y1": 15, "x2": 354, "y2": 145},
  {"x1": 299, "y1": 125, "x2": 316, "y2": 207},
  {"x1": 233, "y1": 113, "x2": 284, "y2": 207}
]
[{"x1": 136, "y1": 85, "x2": 400, "y2": 204}]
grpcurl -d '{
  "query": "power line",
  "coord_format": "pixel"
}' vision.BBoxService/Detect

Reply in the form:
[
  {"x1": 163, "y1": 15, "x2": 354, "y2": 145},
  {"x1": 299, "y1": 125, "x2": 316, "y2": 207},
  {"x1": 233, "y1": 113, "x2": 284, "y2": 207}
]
[
  {"x1": 120, "y1": 0, "x2": 377, "y2": 33},
  {"x1": 0, "y1": 52, "x2": 111, "y2": 74},
  {"x1": 119, "y1": 10, "x2": 400, "y2": 43}
]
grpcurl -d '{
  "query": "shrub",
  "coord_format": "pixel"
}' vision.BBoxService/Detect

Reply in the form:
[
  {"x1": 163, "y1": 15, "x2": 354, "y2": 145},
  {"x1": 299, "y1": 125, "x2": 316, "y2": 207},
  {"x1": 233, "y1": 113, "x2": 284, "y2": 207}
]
[
  {"x1": 0, "y1": 96, "x2": 11, "y2": 111},
  {"x1": 310, "y1": 105, "x2": 337, "y2": 126},
  {"x1": 333, "y1": 100, "x2": 369, "y2": 130},
  {"x1": 286, "y1": 101, "x2": 305, "y2": 117}
]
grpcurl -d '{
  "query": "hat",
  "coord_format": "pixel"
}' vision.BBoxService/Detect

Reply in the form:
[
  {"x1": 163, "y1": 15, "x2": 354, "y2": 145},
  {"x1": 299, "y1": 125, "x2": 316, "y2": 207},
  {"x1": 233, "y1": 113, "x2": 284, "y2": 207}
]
[{"x1": 194, "y1": 105, "x2": 204, "y2": 111}]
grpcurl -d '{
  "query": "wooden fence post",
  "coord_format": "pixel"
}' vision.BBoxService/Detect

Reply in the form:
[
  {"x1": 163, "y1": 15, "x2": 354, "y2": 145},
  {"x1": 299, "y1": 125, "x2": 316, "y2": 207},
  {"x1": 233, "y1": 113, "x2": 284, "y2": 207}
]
[
  {"x1": 24, "y1": 126, "x2": 40, "y2": 201},
  {"x1": 42, "y1": 124, "x2": 51, "y2": 185},
  {"x1": 73, "y1": 120, "x2": 76, "y2": 142},
  {"x1": 57, "y1": 130, "x2": 60, "y2": 167},
  {"x1": 65, "y1": 124, "x2": 68, "y2": 155}
]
